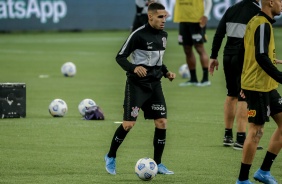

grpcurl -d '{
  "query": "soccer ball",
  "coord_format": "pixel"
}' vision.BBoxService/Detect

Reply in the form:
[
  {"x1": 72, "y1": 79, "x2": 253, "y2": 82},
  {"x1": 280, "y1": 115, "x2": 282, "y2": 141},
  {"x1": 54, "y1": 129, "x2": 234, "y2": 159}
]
[
  {"x1": 135, "y1": 158, "x2": 158, "y2": 181},
  {"x1": 178, "y1": 63, "x2": 190, "y2": 79},
  {"x1": 49, "y1": 99, "x2": 68, "y2": 117},
  {"x1": 78, "y1": 98, "x2": 97, "y2": 116},
  {"x1": 61, "y1": 62, "x2": 76, "y2": 77}
]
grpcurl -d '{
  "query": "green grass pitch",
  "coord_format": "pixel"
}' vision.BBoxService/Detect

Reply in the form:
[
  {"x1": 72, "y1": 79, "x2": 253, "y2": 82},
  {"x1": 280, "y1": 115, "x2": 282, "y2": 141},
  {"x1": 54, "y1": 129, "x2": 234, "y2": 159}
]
[{"x1": 0, "y1": 28, "x2": 282, "y2": 184}]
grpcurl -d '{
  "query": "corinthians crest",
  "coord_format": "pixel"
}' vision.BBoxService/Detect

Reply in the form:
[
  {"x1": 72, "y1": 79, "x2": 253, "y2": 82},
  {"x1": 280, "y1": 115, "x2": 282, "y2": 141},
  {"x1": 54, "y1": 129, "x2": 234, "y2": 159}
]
[
  {"x1": 278, "y1": 98, "x2": 282, "y2": 105},
  {"x1": 131, "y1": 106, "x2": 139, "y2": 118}
]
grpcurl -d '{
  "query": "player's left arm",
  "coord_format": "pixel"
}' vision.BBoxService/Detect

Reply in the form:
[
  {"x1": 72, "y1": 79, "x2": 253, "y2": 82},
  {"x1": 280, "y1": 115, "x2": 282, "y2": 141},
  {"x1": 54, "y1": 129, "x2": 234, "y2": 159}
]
[
  {"x1": 162, "y1": 64, "x2": 175, "y2": 81},
  {"x1": 255, "y1": 23, "x2": 282, "y2": 83},
  {"x1": 166, "y1": 71, "x2": 176, "y2": 81},
  {"x1": 275, "y1": 59, "x2": 282, "y2": 64}
]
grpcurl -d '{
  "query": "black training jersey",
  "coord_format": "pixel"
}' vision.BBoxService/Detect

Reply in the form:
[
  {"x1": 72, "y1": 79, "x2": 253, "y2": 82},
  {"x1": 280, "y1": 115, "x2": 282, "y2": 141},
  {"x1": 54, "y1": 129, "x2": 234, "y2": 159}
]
[
  {"x1": 210, "y1": 0, "x2": 260, "y2": 59},
  {"x1": 116, "y1": 23, "x2": 169, "y2": 83}
]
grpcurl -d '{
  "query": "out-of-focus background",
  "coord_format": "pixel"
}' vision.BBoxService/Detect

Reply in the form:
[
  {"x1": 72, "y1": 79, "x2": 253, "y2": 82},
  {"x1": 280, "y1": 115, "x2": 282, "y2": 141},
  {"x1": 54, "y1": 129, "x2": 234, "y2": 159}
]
[
  {"x1": 1, "y1": 0, "x2": 282, "y2": 32},
  {"x1": 1, "y1": 1, "x2": 282, "y2": 184}
]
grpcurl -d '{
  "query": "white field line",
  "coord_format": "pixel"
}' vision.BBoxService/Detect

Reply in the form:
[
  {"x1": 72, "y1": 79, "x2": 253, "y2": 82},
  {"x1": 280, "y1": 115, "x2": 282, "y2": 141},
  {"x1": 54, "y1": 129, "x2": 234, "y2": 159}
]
[{"x1": 0, "y1": 49, "x2": 96, "y2": 56}]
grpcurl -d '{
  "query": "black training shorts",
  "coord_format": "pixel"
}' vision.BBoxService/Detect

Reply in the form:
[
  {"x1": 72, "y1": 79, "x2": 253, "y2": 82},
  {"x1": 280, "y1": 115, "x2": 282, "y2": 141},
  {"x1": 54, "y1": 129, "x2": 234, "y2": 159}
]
[
  {"x1": 243, "y1": 89, "x2": 282, "y2": 125},
  {"x1": 178, "y1": 22, "x2": 206, "y2": 46},
  {"x1": 223, "y1": 54, "x2": 243, "y2": 98},
  {"x1": 123, "y1": 79, "x2": 167, "y2": 121}
]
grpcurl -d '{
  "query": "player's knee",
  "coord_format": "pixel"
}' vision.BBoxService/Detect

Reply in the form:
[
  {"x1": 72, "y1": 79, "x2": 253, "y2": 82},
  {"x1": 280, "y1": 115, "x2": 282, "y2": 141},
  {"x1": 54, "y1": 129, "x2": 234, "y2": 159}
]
[
  {"x1": 122, "y1": 122, "x2": 135, "y2": 131},
  {"x1": 278, "y1": 125, "x2": 282, "y2": 134},
  {"x1": 155, "y1": 118, "x2": 167, "y2": 129},
  {"x1": 250, "y1": 126, "x2": 264, "y2": 142},
  {"x1": 194, "y1": 44, "x2": 205, "y2": 53},
  {"x1": 183, "y1": 46, "x2": 193, "y2": 55},
  {"x1": 226, "y1": 95, "x2": 237, "y2": 100}
]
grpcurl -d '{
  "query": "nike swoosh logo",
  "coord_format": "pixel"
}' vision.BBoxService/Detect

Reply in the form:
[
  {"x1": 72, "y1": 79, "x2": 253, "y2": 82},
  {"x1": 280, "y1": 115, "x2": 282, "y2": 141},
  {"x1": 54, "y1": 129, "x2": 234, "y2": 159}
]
[{"x1": 147, "y1": 42, "x2": 153, "y2": 45}]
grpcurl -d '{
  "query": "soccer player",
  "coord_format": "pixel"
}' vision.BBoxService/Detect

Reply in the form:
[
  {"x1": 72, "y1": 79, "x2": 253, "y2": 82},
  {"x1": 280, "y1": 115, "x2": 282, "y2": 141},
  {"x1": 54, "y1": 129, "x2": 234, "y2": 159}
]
[
  {"x1": 104, "y1": 2, "x2": 175, "y2": 175},
  {"x1": 174, "y1": 0, "x2": 212, "y2": 87},
  {"x1": 209, "y1": 0, "x2": 261, "y2": 150},
  {"x1": 236, "y1": 0, "x2": 282, "y2": 183}
]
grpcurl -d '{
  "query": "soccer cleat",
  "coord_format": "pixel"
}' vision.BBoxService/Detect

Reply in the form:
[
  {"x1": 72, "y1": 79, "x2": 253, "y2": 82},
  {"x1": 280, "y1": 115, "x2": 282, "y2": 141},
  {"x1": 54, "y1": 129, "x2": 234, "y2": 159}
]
[
  {"x1": 197, "y1": 80, "x2": 211, "y2": 87},
  {"x1": 179, "y1": 80, "x2": 199, "y2": 87},
  {"x1": 253, "y1": 169, "x2": 277, "y2": 184},
  {"x1": 157, "y1": 163, "x2": 174, "y2": 175},
  {"x1": 233, "y1": 142, "x2": 243, "y2": 150},
  {"x1": 233, "y1": 142, "x2": 263, "y2": 151},
  {"x1": 104, "y1": 154, "x2": 116, "y2": 175},
  {"x1": 223, "y1": 136, "x2": 234, "y2": 146},
  {"x1": 235, "y1": 179, "x2": 254, "y2": 184}
]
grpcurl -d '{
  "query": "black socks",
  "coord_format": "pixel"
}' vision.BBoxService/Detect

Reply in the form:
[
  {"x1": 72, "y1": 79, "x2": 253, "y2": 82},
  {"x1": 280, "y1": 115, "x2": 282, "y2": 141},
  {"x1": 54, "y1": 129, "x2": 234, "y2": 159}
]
[
  {"x1": 153, "y1": 128, "x2": 166, "y2": 164},
  {"x1": 190, "y1": 69, "x2": 197, "y2": 82},
  {"x1": 202, "y1": 67, "x2": 209, "y2": 82},
  {"x1": 239, "y1": 163, "x2": 251, "y2": 181},
  {"x1": 225, "y1": 128, "x2": 233, "y2": 138},
  {"x1": 261, "y1": 151, "x2": 277, "y2": 171},
  {"x1": 189, "y1": 67, "x2": 209, "y2": 82},
  {"x1": 237, "y1": 132, "x2": 246, "y2": 144},
  {"x1": 108, "y1": 124, "x2": 128, "y2": 158},
  {"x1": 108, "y1": 125, "x2": 168, "y2": 165}
]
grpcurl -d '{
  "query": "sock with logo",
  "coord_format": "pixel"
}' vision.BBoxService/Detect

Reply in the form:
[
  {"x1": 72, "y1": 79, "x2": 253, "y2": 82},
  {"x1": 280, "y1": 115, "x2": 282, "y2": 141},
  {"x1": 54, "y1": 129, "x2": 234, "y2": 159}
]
[
  {"x1": 238, "y1": 162, "x2": 251, "y2": 181},
  {"x1": 202, "y1": 67, "x2": 209, "y2": 82},
  {"x1": 189, "y1": 69, "x2": 198, "y2": 82},
  {"x1": 153, "y1": 128, "x2": 166, "y2": 164},
  {"x1": 260, "y1": 151, "x2": 277, "y2": 171},
  {"x1": 236, "y1": 132, "x2": 246, "y2": 144},
  {"x1": 224, "y1": 128, "x2": 233, "y2": 138},
  {"x1": 108, "y1": 124, "x2": 129, "y2": 158}
]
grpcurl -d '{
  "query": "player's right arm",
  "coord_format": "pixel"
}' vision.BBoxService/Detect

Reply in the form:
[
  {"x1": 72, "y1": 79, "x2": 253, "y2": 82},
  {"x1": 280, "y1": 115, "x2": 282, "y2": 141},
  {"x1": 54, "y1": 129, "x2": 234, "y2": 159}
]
[
  {"x1": 116, "y1": 33, "x2": 137, "y2": 72},
  {"x1": 134, "y1": 66, "x2": 147, "y2": 77},
  {"x1": 208, "y1": 58, "x2": 219, "y2": 76},
  {"x1": 116, "y1": 33, "x2": 148, "y2": 78},
  {"x1": 209, "y1": 8, "x2": 228, "y2": 76},
  {"x1": 210, "y1": 8, "x2": 228, "y2": 60}
]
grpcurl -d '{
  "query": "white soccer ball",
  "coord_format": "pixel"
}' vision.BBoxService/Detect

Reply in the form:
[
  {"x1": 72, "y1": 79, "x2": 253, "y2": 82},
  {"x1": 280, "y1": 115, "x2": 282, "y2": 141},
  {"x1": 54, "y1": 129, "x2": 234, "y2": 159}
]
[
  {"x1": 178, "y1": 63, "x2": 190, "y2": 79},
  {"x1": 48, "y1": 99, "x2": 68, "y2": 117},
  {"x1": 78, "y1": 98, "x2": 97, "y2": 116},
  {"x1": 61, "y1": 62, "x2": 76, "y2": 77},
  {"x1": 135, "y1": 158, "x2": 158, "y2": 181}
]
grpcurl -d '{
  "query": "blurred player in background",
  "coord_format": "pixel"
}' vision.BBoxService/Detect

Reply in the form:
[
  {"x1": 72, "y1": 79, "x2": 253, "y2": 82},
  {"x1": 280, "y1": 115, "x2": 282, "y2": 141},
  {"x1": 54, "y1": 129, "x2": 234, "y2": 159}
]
[
  {"x1": 174, "y1": 0, "x2": 212, "y2": 87},
  {"x1": 132, "y1": 0, "x2": 160, "y2": 32},
  {"x1": 105, "y1": 2, "x2": 176, "y2": 175},
  {"x1": 236, "y1": 0, "x2": 282, "y2": 183},
  {"x1": 209, "y1": 0, "x2": 261, "y2": 150}
]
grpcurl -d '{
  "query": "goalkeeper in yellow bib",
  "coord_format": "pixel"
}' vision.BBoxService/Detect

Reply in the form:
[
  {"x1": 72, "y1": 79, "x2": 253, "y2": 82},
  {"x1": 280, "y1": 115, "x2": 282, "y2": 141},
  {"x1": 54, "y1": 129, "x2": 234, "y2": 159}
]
[
  {"x1": 174, "y1": 0, "x2": 212, "y2": 87},
  {"x1": 236, "y1": 0, "x2": 282, "y2": 183}
]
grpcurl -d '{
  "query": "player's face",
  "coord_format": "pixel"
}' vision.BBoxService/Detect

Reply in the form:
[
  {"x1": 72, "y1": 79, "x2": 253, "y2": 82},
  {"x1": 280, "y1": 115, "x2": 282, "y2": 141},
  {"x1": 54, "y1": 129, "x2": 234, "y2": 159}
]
[
  {"x1": 149, "y1": 9, "x2": 167, "y2": 30},
  {"x1": 272, "y1": 0, "x2": 282, "y2": 16}
]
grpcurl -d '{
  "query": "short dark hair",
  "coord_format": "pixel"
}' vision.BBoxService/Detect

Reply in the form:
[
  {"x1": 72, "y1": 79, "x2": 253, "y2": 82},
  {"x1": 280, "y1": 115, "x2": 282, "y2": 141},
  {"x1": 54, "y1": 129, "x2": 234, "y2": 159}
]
[{"x1": 148, "y1": 2, "x2": 165, "y2": 12}]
